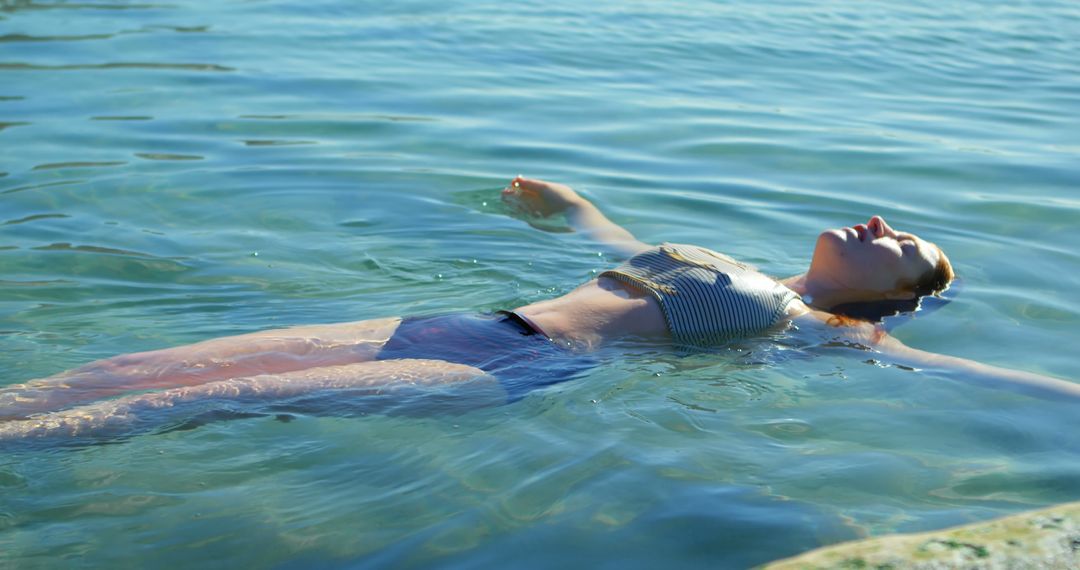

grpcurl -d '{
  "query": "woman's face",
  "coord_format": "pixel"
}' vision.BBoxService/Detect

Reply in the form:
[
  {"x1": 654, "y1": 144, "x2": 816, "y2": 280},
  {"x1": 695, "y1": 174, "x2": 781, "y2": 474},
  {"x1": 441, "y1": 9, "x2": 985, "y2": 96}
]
[{"x1": 809, "y1": 216, "x2": 940, "y2": 297}]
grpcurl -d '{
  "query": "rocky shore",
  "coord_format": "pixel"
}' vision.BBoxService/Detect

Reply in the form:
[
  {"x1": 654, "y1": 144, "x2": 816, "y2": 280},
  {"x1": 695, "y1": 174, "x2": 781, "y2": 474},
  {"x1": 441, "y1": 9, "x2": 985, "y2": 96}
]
[{"x1": 763, "y1": 501, "x2": 1079, "y2": 569}]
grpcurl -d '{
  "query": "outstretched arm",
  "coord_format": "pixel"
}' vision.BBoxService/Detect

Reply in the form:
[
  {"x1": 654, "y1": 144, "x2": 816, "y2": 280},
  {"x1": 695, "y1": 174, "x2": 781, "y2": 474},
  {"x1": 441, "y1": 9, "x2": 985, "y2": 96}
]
[
  {"x1": 502, "y1": 176, "x2": 651, "y2": 257},
  {"x1": 873, "y1": 330, "x2": 1080, "y2": 401}
]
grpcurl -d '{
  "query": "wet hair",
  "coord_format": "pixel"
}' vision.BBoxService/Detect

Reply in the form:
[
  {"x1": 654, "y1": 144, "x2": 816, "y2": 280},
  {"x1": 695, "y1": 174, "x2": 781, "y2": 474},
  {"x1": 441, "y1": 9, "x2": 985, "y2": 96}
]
[{"x1": 828, "y1": 246, "x2": 955, "y2": 323}]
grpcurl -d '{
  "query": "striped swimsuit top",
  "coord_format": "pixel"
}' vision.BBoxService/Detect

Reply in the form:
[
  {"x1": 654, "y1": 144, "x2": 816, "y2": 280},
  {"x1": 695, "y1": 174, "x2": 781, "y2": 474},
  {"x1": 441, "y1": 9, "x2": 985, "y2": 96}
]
[{"x1": 599, "y1": 243, "x2": 799, "y2": 347}]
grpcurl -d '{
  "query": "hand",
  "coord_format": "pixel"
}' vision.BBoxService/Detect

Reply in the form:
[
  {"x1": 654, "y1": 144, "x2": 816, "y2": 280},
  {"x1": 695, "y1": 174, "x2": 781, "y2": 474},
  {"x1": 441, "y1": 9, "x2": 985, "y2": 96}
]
[{"x1": 501, "y1": 176, "x2": 583, "y2": 217}]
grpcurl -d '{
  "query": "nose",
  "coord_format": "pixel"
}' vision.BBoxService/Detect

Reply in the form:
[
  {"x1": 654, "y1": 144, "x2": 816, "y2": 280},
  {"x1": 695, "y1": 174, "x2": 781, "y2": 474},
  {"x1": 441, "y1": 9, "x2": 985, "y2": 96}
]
[{"x1": 867, "y1": 215, "x2": 893, "y2": 239}]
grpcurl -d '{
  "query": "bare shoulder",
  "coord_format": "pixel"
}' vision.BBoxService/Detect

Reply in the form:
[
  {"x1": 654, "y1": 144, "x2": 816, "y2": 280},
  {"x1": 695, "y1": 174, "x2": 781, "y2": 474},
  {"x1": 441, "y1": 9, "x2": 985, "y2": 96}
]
[{"x1": 788, "y1": 305, "x2": 883, "y2": 348}]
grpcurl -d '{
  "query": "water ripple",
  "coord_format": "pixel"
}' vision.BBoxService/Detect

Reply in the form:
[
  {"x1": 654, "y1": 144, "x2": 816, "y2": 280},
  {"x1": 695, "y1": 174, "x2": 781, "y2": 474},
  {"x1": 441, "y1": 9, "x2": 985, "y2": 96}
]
[
  {"x1": 134, "y1": 153, "x2": 202, "y2": 161},
  {"x1": 0, "y1": 279, "x2": 76, "y2": 287},
  {"x1": 0, "y1": 33, "x2": 114, "y2": 42},
  {"x1": 241, "y1": 140, "x2": 316, "y2": 147},
  {"x1": 91, "y1": 116, "x2": 152, "y2": 121},
  {"x1": 30, "y1": 242, "x2": 152, "y2": 257},
  {"x1": 1, "y1": 0, "x2": 1078, "y2": 566},
  {"x1": 237, "y1": 113, "x2": 437, "y2": 122},
  {"x1": 0, "y1": 62, "x2": 234, "y2": 72},
  {"x1": 31, "y1": 161, "x2": 126, "y2": 171},
  {"x1": 2, "y1": 213, "x2": 69, "y2": 225},
  {"x1": 0, "y1": 24, "x2": 208, "y2": 43},
  {"x1": 1, "y1": 179, "x2": 85, "y2": 194},
  {"x1": 0, "y1": 2, "x2": 174, "y2": 13}
]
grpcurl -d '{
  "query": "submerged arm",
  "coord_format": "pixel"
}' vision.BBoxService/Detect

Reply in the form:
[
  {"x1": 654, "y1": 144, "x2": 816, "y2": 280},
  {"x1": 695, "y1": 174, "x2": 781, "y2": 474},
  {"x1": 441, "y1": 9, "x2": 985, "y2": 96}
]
[
  {"x1": 797, "y1": 311, "x2": 1080, "y2": 401},
  {"x1": 502, "y1": 177, "x2": 650, "y2": 257},
  {"x1": 871, "y1": 327, "x2": 1080, "y2": 401}
]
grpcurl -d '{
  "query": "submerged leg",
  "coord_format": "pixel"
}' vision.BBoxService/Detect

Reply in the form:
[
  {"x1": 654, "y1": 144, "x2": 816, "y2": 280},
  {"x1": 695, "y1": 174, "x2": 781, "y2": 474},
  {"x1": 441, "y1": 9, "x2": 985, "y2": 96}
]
[
  {"x1": 0, "y1": 359, "x2": 504, "y2": 444},
  {"x1": 0, "y1": 317, "x2": 403, "y2": 420}
]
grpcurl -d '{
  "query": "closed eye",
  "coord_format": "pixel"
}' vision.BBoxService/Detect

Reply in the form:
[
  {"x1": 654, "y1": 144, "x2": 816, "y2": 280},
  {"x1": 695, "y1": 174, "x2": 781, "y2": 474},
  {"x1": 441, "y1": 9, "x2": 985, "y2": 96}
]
[{"x1": 897, "y1": 235, "x2": 920, "y2": 253}]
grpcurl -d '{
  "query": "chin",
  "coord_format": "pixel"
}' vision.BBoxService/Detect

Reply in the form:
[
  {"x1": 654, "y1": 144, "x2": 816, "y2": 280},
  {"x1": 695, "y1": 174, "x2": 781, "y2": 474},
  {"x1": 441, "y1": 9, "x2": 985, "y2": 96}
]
[
  {"x1": 810, "y1": 229, "x2": 849, "y2": 272},
  {"x1": 817, "y1": 228, "x2": 849, "y2": 249}
]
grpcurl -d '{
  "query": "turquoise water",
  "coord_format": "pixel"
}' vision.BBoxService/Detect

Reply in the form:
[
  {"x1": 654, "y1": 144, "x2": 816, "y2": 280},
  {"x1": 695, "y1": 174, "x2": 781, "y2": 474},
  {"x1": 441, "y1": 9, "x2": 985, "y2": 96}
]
[{"x1": 2, "y1": 0, "x2": 1079, "y2": 566}]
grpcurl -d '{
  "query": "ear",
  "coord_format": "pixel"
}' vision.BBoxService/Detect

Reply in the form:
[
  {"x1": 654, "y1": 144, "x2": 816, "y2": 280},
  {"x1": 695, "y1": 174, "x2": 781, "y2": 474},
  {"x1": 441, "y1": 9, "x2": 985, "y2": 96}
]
[{"x1": 883, "y1": 289, "x2": 917, "y2": 301}]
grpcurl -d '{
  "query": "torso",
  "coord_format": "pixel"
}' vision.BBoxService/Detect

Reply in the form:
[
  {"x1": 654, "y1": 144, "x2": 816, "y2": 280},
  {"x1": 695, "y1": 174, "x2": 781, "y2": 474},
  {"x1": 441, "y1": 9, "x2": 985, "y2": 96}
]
[
  {"x1": 517, "y1": 277, "x2": 835, "y2": 349},
  {"x1": 598, "y1": 243, "x2": 799, "y2": 346},
  {"x1": 516, "y1": 250, "x2": 876, "y2": 351},
  {"x1": 515, "y1": 277, "x2": 670, "y2": 348}
]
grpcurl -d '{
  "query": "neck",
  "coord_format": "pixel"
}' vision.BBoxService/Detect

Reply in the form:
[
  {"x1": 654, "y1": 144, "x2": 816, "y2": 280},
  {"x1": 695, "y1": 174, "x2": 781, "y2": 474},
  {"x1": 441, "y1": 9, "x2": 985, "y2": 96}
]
[
  {"x1": 780, "y1": 272, "x2": 853, "y2": 310},
  {"x1": 784, "y1": 271, "x2": 914, "y2": 312}
]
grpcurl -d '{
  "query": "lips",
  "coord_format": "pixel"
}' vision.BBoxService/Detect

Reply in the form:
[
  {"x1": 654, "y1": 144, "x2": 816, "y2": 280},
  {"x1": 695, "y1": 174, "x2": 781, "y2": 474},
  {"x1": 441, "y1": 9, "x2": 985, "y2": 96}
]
[{"x1": 851, "y1": 224, "x2": 868, "y2": 242}]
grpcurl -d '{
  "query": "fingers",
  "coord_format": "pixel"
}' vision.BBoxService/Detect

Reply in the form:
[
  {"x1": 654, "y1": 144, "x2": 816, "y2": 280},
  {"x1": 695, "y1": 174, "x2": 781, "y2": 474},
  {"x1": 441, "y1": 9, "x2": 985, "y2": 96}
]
[
  {"x1": 502, "y1": 176, "x2": 541, "y2": 203},
  {"x1": 512, "y1": 176, "x2": 547, "y2": 193},
  {"x1": 501, "y1": 176, "x2": 569, "y2": 218},
  {"x1": 501, "y1": 175, "x2": 524, "y2": 197}
]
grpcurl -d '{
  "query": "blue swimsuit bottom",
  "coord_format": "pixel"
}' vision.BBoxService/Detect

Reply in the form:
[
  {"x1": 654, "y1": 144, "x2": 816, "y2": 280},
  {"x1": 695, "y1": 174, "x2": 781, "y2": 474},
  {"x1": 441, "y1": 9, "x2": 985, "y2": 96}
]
[{"x1": 375, "y1": 312, "x2": 594, "y2": 402}]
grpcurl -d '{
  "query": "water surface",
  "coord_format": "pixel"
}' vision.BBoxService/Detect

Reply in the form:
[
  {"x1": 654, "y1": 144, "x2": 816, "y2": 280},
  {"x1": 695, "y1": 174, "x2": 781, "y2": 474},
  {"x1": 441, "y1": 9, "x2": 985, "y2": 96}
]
[{"x1": 2, "y1": 0, "x2": 1079, "y2": 567}]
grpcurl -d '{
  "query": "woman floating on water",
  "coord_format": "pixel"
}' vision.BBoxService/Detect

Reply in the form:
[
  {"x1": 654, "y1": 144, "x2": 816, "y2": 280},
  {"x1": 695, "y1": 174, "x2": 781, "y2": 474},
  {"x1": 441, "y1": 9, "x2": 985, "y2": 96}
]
[{"x1": 2, "y1": 177, "x2": 1077, "y2": 442}]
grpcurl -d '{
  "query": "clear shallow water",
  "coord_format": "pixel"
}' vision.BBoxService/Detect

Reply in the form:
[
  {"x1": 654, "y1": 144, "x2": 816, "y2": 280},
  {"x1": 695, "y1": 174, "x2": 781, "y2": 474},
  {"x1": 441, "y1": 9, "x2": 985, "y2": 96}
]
[{"x1": 2, "y1": 0, "x2": 1079, "y2": 567}]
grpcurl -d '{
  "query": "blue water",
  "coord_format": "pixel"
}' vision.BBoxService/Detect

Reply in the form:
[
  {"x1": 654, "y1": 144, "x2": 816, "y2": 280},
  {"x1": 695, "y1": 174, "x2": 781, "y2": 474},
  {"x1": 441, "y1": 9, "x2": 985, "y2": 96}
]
[{"x1": 2, "y1": 0, "x2": 1079, "y2": 567}]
